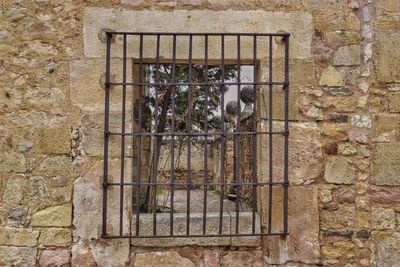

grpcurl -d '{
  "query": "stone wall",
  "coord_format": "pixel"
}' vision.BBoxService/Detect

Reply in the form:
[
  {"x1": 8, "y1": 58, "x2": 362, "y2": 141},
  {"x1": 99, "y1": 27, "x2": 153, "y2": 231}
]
[{"x1": 1, "y1": 0, "x2": 400, "y2": 266}]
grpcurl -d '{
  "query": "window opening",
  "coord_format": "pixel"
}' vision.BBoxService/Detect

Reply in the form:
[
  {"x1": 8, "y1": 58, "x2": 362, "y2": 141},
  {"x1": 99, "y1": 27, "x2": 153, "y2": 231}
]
[{"x1": 102, "y1": 32, "x2": 290, "y2": 239}]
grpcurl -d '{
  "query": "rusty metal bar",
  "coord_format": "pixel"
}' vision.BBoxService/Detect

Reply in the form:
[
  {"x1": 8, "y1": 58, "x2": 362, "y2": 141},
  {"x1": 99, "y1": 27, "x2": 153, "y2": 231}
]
[
  {"x1": 252, "y1": 35, "x2": 257, "y2": 234},
  {"x1": 109, "y1": 81, "x2": 286, "y2": 86},
  {"x1": 108, "y1": 181, "x2": 286, "y2": 186},
  {"x1": 104, "y1": 232, "x2": 289, "y2": 239},
  {"x1": 169, "y1": 34, "x2": 177, "y2": 236},
  {"x1": 109, "y1": 131, "x2": 286, "y2": 137},
  {"x1": 186, "y1": 35, "x2": 193, "y2": 235},
  {"x1": 106, "y1": 31, "x2": 290, "y2": 37},
  {"x1": 218, "y1": 35, "x2": 225, "y2": 235},
  {"x1": 102, "y1": 32, "x2": 112, "y2": 237},
  {"x1": 203, "y1": 35, "x2": 209, "y2": 235},
  {"x1": 152, "y1": 34, "x2": 161, "y2": 236},
  {"x1": 283, "y1": 36, "x2": 290, "y2": 234},
  {"x1": 267, "y1": 36, "x2": 273, "y2": 234},
  {"x1": 134, "y1": 34, "x2": 144, "y2": 236},
  {"x1": 119, "y1": 34, "x2": 127, "y2": 237},
  {"x1": 235, "y1": 35, "x2": 241, "y2": 234}
]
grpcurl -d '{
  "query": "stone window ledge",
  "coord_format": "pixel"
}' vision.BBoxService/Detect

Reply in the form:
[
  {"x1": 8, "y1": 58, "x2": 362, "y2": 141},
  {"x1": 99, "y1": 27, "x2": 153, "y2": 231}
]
[{"x1": 130, "y1": 212, "x2": 260, "y2": 247}]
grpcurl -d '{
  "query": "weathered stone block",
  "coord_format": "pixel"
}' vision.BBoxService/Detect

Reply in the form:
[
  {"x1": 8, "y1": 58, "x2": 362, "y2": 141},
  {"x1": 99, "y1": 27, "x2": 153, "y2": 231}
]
[
  {"x1": 81, "y1": 112, "x2": 133, "y2": 157},
  {"x1": 325, "y1": 156, "x2": 356, "y2": 184},
  {"x1": 333, "y1": 45, "x2": 361, "y2": 66},
  {"x1": 351, "y1": 115, "x2": 372, "y2": 129},
  {"x1": 230, "y1": 212, "x2": 261, "y2": 246},
  {"x1": 319, "y1": 189, "x2": 332, "y2": 203},
  {"x1": 0, "y1": 87, "x2": 22, "y2": 111},
  {"x1": 39, "y1": 228, "x2": 72, "y2": 247},
  {"x1": 71, "y1": 241, "x2": 97, "y2": 266},
  {"x1": 73, "y1": 159, "x2": 131, "y2": 239},
  {"x1": 49, "y1": 183, "x2": 73, "y2": 206},
  {"x1": 73, "y1": 164, "x2": 102, "y2": 240},
  {"x1": 372, "y1": 232, "x2": 400, "y2": 266},
  {"x1": 356, "y1": 211, "x2": 370, "y2": 228},
  {"x1": 322, "y1": 242, "x2": 355, "y2": 259},
  {"x1": 39, "y1": 249, "x2": 71, "y2": 267},
  {"x1": 0, "y1": 228, "x2": 39, "y2": 247},
  {"x1": 319, "y1": 66, "x2": 343, "y2": 86},
  {"x1": 202, "y1": 250, "x2": 220, "y2": 266},
  {"x1": 321, "y1": 207, "x2": 355, "y2": 231},
  {"x1": 376, "y1": 33, "x2": 400, "y2": 82},
  {"x1": 376, "y1": 0, "x2": 400, "y2": 13},
  {"x1": 323, "y1": 31, "x2": 361, "y2": 48},
  {"x1": 259, "y1": 122, "x2": 323, "y2": 185},
  {"x1": 134, "y1": 251, "x2": 195, "y2": 267},
  {"x1": 31, "y1": 203, "x2": 72, "y2": 227},
  {"x1": 371, "y1": 143, "x2": 400, "y2": 185},
  {"x1": 371, "y1": 207, "x2": 396, "y2": 230},
  {"x1": 262, "y1": 60, "x2": 316, "y2": 86},
  {"x1": 70, "y1": 59, "x2": 134, "y2": 112},
  {"x1": 367, "y1": 187, "x2": 400, "y2": 205},
  {"x1": 259, "y1": 83, "x2": 298, "y2": 121},
  {"x1": 6, "y1": 207, "x2": 28, "y2": 227},
  {"x1": 37, "y1": 125, "x2": 71, "y2": 155},
  {"x1": 0, "y1": 151, "x2": 26, "y2": 173},
  {"x1": 83, "y1": 8, "x2": 313, "y2": 59},
  {"x1": 376, "y1": 13, "x2": 400, "y2": 32},
  {"x1": 373, "y1": 114, "x2": 400, "y2": 142},
  {"x1": 313, "y1": 10, "x2": 357, "y2": 32},
  {"x1": 334, "y1": 187, "x2": 355, "y2": 204},
  {"x1": 302, "y1": 0, "x2": 345, "y2": 10},
  {"x1": 321, "y1": 123, "x2": 349, "y2": 141},
  {"x1": 90, "y1": 239, "x2": 130, "y2": 267},
  {"x1": 130, "y1": 212, "x2": 231, "y2": 246},
  {"x1": 3, "y1": 175, "x2": 49, "y2": 210},
  {"x1": 37, "y1": 156, "x2": 72, "y2": 177},
  {"x1": 327, "y1": 86, "x2": 353, "y2": 96},
  {"x1": 338, "y1": 143, "x2": 357, "y2": 155},
  {"x1": 389, "y1": 93, "x2": 400, "y2": 113},
  {"x1": 121, "y1": 0, "x2": 144, "y2": 6},
  {"x1": 220, "y1": 251, "x2": 262, "y2": 267},
  {"x1": 24, "y1": 87, "x2": 66, "y2": 107},
  {"x1": 265, "y1": 187, "x2": 320, "y2": 264},
  {"x1": 0, "y1": 246, "x2": 37, "y2": 266}
]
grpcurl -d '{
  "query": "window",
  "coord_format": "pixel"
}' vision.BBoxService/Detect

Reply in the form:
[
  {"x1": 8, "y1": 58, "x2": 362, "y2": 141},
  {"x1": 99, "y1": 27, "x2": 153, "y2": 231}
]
[{"x1": 102, "y1": 32, "x2": 289, "y2": 239}]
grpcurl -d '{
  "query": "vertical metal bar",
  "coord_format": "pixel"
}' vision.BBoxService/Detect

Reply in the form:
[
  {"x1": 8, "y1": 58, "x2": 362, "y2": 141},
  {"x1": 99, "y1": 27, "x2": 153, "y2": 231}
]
[
  {"x1": 152, "y1": 34, "x2": 161, "y2": 236},
  {"x1": 218, "y1": 35, "x2": 225, "y2": 234},
  {"x1": 283, "y1": 36, "x2": 289, "y2": 234},
  {"x1": 251, "y1": 35, "x2": 257, "y2": 234},
  {"x1": 267, "y1": 36, "x2": 273, "y2": 234},
  {"x1": 235, "y1": 35, "x2": 241, "y2": 234},
  {"x1": 186, "y1": 35, "x2": 193, "y2": 236},
  {"x1": 135, "y1": 34, "x2": 144, "y2": 236},
  {"x1": 203, "y1": 34, "x2": 209, "y2": 235},
  {"x1": 170, "y1": 34, "x2": 177, "y2": 236},
  {"x1": 102, "y1": 32, "x2": 112, "y2": 236},
  {"x1": 119, "y1": 34, "x2": 127, "y2": 237}
]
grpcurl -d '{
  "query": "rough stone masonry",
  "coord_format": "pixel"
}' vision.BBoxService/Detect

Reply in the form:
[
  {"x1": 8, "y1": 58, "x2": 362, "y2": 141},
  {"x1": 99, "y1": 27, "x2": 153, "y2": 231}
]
[{"x1": 1, "y1": 0, "x2": 400, "y2": 266}]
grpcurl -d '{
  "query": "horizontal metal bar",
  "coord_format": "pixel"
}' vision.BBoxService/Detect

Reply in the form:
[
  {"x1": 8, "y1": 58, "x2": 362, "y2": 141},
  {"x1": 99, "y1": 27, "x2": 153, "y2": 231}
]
[
  {"x1": 102, "y1": 232, "x2": 289, "y2": 239},
  {"x1": 132, "y1": 58, "x2": 259, "y2": 65},
  {"x1": 109, "y1": 81, "x2": 289, "y2": 87},
  {"x1": 106, "y1": 31, "x2": 290, "y2": 37},
  {"x1": 108, "y1": 131, "x2": 288, "y2": 137},
  {"x1": 105, "y1": 181, "x2": 287, "y2": 187}
]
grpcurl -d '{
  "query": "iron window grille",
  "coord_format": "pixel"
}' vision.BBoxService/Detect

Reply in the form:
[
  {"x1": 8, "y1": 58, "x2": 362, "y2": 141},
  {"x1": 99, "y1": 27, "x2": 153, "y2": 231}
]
[{"x1": 102, "y1": 32, "x2": 290, "y2": 239}]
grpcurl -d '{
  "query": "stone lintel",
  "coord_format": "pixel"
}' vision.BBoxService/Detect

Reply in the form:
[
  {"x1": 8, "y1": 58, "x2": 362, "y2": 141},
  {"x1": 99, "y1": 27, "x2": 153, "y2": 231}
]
[{"x1": 83, "y1": 8, "x2": 313, "y2": 59}]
